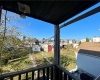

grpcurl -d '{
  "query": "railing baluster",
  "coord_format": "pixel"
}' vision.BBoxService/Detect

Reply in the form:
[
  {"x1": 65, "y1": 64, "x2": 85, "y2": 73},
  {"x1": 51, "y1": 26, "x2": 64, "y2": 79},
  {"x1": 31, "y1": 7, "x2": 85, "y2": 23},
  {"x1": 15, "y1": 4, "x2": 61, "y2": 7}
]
[
  {"x1": 54, "y1": 66, "x2": 59, "y2": 80},
  {"x1": 0, "y1": 64, "x2": 55, "y2": 80},
  {"x1": 10, "y1": 76, "x2": 13, "y2": 80},
  {"x1": 51, "y1": 66, "x2": 53, "y2": 80},
  {"x1": 68, "y1": 75, "x2": 72, "y2": 80},
  {"x1": 56, "y1": 65, "x2": 81, "y2": 80},
  {"x1": 19, "y1": 74, "x2": 21, "y2": 80},
  {"x1": 64, "y1": 73, "x2": 67, "y2": 80},
  {"x1": 32, "y1": 71, "x2": 34, "y2": 80},
  {"x1": 0, "y1": 78, "x2": 4, "y2": 80},
  {"x1": 47, "y1": 67, "x2": 49, "y2": 80},
  {"x1": 43, "y1": 68, "x2": 45, "y2": 80},
  {"x1": 38, "y1": 70, "x2": 40, "y2": 80},
  {"x1": 26, "y1": 72, "x2": 28, "y2": 80},
  {"x1": 59, "y1": 69, "x2": 62, "y2": 80}
]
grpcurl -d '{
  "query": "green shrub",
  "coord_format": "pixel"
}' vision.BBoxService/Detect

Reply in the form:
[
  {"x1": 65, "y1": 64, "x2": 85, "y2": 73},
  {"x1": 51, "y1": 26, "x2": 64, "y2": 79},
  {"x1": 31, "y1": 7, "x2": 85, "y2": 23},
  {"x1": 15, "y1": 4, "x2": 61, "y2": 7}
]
[
  {"x1": 0, "y1": 68, "x2": 3, "y2": 74},
  {"x1": 1, "y1": 48, "x2": 29, "y2": 65}
]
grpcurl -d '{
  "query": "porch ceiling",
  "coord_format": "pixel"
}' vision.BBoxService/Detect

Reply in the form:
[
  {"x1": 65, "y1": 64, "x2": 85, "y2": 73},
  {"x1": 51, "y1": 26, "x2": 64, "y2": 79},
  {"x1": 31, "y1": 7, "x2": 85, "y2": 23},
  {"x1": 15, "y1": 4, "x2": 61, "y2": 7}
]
[{"x1": 0, "y1": 1, "x2": 99, "y2": 25}]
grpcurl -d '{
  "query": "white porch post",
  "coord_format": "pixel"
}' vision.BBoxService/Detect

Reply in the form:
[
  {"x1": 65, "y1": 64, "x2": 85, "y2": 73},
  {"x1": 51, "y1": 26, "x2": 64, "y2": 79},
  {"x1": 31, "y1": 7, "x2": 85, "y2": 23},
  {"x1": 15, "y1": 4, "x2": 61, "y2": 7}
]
[{"x1": 54, "y1": 25, "x2": 60, "y2": 65}]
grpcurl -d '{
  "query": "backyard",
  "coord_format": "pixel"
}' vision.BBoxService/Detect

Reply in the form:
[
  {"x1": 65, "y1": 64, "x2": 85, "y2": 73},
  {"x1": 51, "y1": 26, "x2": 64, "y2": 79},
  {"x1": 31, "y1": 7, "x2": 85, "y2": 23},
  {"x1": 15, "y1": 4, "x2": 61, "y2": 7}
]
[
  {"x1": 32, "y1": 44, "x2": 76, "y2": 71},
  {"x1": 0, "y1": 44, "x2": 76, "y2": 75}
]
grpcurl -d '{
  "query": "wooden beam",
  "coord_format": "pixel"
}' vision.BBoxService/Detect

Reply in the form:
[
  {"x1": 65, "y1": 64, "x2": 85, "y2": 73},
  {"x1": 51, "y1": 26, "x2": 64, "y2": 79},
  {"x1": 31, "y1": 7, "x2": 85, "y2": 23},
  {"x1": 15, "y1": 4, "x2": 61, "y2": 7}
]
[
  {"x1": 60, "y1": 6, "x2": 100, "y2": 28},
  {"x1": 54, "y1": 25, "x2": 60, "y2": 65}
]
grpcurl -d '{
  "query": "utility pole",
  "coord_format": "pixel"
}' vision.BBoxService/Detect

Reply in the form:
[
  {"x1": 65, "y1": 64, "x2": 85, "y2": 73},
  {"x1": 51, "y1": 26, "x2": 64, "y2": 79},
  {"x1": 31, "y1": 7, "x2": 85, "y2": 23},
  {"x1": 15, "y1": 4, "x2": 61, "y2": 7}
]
[
  {"x1": 0, "y1": 6, "x2": 2, "y2": 67},
  {"x1": 0, "y1": 9, "x2": 7, "y2": 67}
]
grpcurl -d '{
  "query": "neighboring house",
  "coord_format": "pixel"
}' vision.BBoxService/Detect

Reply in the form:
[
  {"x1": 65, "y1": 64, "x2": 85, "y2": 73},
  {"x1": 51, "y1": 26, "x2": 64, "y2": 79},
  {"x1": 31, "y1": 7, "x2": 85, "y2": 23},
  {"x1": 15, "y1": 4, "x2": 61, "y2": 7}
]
[
  {"x1": 60, "y1": 39, "x2": 68, "y2": 48},
  {"x1": 73, "y1": 43, "x2": 78, "y2": 48},
  {"x1": 64, "y1": 39, "x2": 69, "y2": 44},
  {"x1": 42, "y1": 44, "x2": 53, "y2": 52},
  {"x1": 68, "y1": 39, "x2": 77, "y2": 44},
  {"x1": 80, "y1": 39, "x2": 86, "y2": 42},
  {"x1": 63, "y1": 42, "x2": 68, "y2": 45},
  {"x1": 73, "y1": 40, "x2": 80, "y2": 48},
  {"x1": 69, "y1": 39, "x2": 73, "y2": 44},
  {"x1": 32, "y1": 44, "x2": 41, "y2": 52},
  {"x1": 48, "y1": 42, "x2": 54, "y2": 46},
  {"x1": 60, "y1": 39, "x2": 78, "y2": 45},
  {"x1": 75, "y1": 42, "x2": 100, "y2": 79},
  {"x1": 93, "y1": 36, "x2": 100, "y2": 42},
  {"x1": 89, "y1": 39, "x2": 92, "y2": 42},
  {"x1": 75, "y1": 40, "x2": 80, "y2": 44}
]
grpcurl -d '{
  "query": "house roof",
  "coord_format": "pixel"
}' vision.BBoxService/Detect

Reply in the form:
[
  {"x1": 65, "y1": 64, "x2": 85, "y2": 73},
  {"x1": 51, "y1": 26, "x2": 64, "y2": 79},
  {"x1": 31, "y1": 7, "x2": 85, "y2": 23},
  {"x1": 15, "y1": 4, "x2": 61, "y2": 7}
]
[
  {"x1": 77, "y1": 42, "x2": 100, "y2": 57},
  {"x1": 0, "y1": 1, "x2": 99, "y2": 25},
  {"x1": 78, "y1": 49, "x2": 100, "y2": 57}
]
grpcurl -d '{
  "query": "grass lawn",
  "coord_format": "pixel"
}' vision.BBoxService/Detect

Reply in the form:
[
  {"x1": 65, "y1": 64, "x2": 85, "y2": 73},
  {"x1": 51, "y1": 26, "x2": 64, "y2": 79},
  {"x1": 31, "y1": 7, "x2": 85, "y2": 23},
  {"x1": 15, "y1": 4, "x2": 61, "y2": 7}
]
[
  {"x1": 0, "y1": 44, "x2": 76, "y2": 75},
  {"x1": 32, "y1": 44, "x2": 77, "y2": 71}
]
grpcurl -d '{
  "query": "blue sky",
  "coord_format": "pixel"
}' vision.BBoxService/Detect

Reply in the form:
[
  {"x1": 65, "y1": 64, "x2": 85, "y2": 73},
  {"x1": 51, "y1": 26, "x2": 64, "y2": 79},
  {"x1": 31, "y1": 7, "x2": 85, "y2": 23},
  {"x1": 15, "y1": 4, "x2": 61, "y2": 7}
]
[
  {"x1": 60, "y1": 2, "x2": 100, "y2": 40},
  {"x1": 3, "y1": 2, "x2": 100, "y2": 40},
  {"x1": 61, "y1": 12, "x2": 100, "y2": 40}
]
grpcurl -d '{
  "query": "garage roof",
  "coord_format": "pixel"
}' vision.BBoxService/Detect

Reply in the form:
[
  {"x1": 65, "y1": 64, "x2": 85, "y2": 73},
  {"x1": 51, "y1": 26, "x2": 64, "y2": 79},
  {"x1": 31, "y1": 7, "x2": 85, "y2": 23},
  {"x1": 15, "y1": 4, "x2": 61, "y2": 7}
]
[{"x1": 0, "y1": 1, "x2": 99, "y2": 25}]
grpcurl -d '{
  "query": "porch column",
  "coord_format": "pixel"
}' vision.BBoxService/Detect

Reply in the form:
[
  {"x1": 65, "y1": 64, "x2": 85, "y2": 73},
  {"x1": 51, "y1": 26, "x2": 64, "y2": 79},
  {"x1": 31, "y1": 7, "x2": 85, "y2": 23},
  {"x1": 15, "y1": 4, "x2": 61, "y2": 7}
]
[{"x1": 54, "y1": 25, "x2": 60, "y2": 65}]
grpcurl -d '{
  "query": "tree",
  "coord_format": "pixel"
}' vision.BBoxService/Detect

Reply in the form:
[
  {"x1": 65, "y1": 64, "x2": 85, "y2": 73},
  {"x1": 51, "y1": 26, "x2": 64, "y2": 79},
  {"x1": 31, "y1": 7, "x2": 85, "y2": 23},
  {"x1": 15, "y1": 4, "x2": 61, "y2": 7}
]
[
  {"x1": 79, "y1": 41, "x2": 81, "y2": 45},
  {"x1": 0, "y1": 10, "x2": 24, "y2": 65},
  {"x1": 23, "y1": 36, "x2": 26, "y2": 42},
  {"x1": 86, "y1": 38, "x2": 89, "y2": 42}
]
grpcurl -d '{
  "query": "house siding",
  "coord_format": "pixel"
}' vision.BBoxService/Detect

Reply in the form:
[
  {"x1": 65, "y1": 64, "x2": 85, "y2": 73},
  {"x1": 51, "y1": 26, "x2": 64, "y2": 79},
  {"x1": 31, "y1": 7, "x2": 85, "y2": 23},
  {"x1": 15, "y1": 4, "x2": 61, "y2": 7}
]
[
  {"x1": 76, "y1": 53, "x2": 100, "y2": 77},
  {"x1": 93, "y1": 37, "x2": 100, "y2": 42}
]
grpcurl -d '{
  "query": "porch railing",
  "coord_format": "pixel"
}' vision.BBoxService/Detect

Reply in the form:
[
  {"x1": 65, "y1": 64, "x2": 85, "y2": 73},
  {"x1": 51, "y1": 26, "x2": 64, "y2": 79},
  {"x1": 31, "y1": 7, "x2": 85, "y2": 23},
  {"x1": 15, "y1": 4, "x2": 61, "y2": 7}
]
[
  {"x1": 0, "y1": 64, "x2": 80, "y2": 80},
  {"x1": 0, "y1": 64, "x2": 54, "y2": 80},
  {"x1": 55, "y1": 65, "x2": 81, "y2": 80}
]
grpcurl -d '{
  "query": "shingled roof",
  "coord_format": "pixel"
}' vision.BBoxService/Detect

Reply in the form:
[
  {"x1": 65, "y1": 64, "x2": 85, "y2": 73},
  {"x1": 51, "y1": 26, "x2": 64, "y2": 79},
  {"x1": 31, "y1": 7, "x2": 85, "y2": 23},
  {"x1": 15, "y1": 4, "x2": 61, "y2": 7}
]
[{"x1": 77, "y1": 42, "x2": 100, "y2": 57}]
